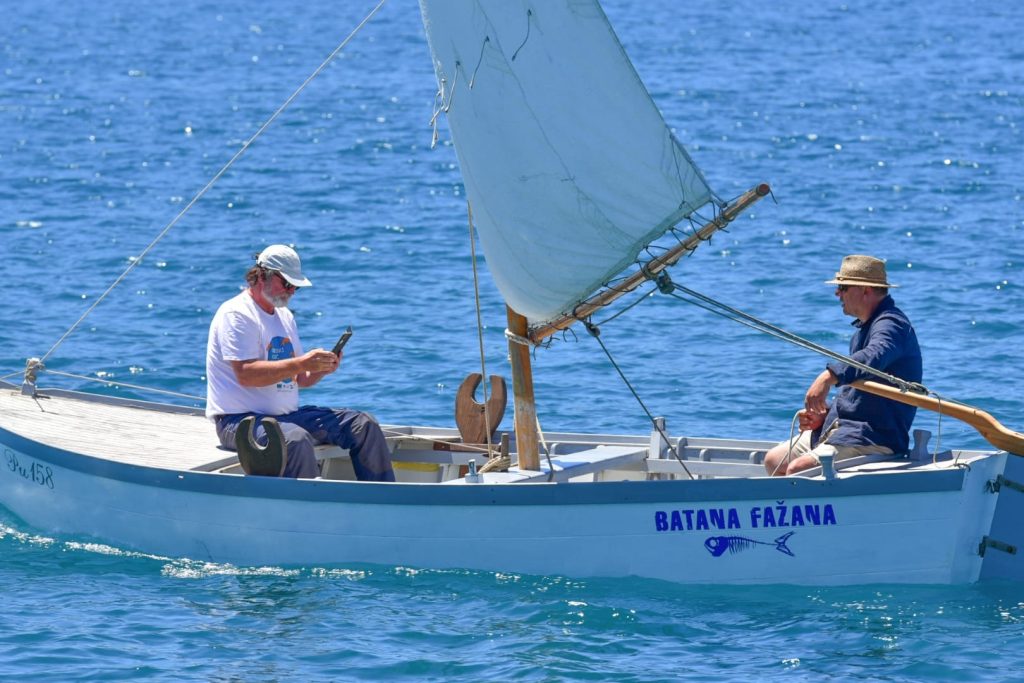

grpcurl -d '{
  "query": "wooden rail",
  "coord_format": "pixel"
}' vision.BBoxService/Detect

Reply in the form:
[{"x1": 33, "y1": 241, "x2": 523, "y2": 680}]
[{"x1": 852, "y1": 380, "x2": 1024, "y2": 454}]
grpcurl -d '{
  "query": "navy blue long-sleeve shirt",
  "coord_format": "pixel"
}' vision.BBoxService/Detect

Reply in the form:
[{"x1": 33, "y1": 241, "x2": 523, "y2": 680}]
[{"x1": 820, "y1": 295, "x2": 922, "y2": 453}]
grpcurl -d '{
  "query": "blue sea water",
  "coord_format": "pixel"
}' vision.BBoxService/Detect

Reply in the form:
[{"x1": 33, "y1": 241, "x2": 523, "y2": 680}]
[{"x1": 2, "y1": 0, "x2": 1024, "y2": 680}]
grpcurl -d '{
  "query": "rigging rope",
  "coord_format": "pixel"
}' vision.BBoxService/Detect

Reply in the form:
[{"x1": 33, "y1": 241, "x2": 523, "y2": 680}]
[
  {"x1": 504, "y1": 329, "x2": 532, "y2": 347},
  {"x1": 584, "y1": 320, "x2": 695, "y2": 480},
  {"x1": 592, "y1": 284, "x2": 658, "y2": 327},
  {"x1": 536, "y1": 414, "x2": 556, "y2": 481},
  {"x1": 665, "y1": 281, "x2": 934, "y2": 397},
  {"x1": 377, "y1": 427, "x2": 493, "y2": 454},
  {"x1": 771, "y1": 410, "x2": 804, "y2": 476},
  {"x1": 663, "y1": 276, "x2": 953, "y2": 462},
  {"x1": 467, "y1": 202, "x2": 553, "y2": 474},
  {"x1": 41, "y1": 370, "x2": 205, "y2": 401},
  {"x1": 466, "y1": 201, "x2": 495, "y2": 460},
  {"x1": 38, "y1": 0, "x2": 389, "y2": 366},
  {"x1": 584, "y1": 267, "x2": 953, "y2": 470}
]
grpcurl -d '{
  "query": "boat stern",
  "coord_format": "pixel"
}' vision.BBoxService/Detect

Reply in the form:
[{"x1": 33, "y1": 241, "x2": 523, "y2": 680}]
[{"x1": 980, "y1": 452, "x2": 1024, "y2": 581}]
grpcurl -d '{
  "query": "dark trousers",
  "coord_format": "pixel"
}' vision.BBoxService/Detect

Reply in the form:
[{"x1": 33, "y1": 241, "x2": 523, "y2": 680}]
[{"x1": 216, "y1": 405, "x2": 395, "y2": 481}]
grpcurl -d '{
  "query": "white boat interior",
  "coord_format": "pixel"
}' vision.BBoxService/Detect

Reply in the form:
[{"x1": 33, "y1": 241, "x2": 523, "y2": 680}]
[{"x1": 0, "y1": 382, "x2": 979, "y2": 485}]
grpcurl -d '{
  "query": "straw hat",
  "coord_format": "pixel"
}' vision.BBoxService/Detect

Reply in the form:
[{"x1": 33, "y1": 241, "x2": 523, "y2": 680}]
[{"x1": 824, "y1": 254, "x2": 897, "y2": 288}]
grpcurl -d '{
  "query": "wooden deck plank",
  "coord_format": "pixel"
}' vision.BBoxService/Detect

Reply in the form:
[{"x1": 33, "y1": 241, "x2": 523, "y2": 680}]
[
  {"x1": 0, "y1": 388, "x2": 231, "y2": 470},
  {"x1": 0, "y1": 389, "x2": 454, "y2": 474}
]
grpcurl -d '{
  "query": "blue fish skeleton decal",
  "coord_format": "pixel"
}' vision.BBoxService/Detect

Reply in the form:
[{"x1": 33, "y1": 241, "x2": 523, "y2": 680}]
[{"x1": 704, "y1": 531, "x2": 795, "y2": 557}]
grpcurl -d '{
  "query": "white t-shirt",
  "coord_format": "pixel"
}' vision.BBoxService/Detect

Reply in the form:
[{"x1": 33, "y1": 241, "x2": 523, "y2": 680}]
[{"x1": 205, "y1": 291, "x2": 304, "y2": 418}]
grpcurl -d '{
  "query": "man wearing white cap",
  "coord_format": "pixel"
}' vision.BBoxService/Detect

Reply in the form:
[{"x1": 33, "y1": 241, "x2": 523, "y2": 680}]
[
  {"x1": 205, "y1": 244, "x2": 395, "y2": 481},
  {"x1": 763, "y1": 254, "x2": 923, "y2": 476}
]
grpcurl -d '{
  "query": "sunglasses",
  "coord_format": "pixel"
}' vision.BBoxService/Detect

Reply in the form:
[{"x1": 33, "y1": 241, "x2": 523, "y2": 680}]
[{"x1": 273, "y1": 272, "x2": 297, "y2": 292}]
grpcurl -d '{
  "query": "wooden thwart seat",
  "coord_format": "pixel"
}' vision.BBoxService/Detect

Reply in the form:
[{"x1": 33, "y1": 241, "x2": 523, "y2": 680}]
[{"x1": 453, "y1": 445, "x2": 648, "y2": 484}]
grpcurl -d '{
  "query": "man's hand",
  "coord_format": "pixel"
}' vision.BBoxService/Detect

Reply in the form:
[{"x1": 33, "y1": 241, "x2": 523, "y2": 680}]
[
  {"x1": 294, "y1": 348, "x2": 340, "y2": 388},
  {"x1": 299, "y1": 348, "x2": 339, "y2": 375},
  {"x1": 797, "y1": 408, "x2": 825, "y2": 432},
  {"x1": 804, "y1": 369, "x2": 837, "y2": 416}
]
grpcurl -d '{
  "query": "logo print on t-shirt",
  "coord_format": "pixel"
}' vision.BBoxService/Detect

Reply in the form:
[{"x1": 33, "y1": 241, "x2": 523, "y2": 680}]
[{"x1": 267, "y1": 336, "x2": 296, "y2": 386}]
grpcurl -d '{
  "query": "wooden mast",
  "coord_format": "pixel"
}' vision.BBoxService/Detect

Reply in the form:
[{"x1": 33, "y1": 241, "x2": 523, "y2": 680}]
[{"x1": 506, "y1": 306, "x2": 540, "y2": 470}]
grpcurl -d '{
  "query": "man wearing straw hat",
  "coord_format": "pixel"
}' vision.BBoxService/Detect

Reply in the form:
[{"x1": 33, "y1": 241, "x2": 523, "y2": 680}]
[{"x1": 764, "y1": 254, "x2": 923, "y2": 476}]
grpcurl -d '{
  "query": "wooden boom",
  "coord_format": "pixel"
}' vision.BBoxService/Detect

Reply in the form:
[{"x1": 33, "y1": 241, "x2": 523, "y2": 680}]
[
  {"x1": 852, "y1": 380, "x2": 1024, "y2": 455},
  {"x1": 528, "y1": 182, "x2": 771, "y2": 344}
]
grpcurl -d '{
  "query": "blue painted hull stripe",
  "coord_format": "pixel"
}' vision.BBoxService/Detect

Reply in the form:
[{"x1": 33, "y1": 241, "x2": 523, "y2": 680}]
[{"x1": 0, "y1": 426, "x2": 966, "y2": 506}]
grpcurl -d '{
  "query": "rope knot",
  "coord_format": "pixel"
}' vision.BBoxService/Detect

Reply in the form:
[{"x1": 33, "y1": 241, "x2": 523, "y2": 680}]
[
  {"x1": 24, "y1": 357, "x2": 44, "y2": 382},
  {"x1": 504, "y1": 328, "x2": 533, "y2": 347},
  {"x1": 21, "y1": 357, "x2": 44, "y2": 397}
]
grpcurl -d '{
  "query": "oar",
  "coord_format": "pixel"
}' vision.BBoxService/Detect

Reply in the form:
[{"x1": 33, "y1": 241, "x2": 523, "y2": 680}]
[{"x1": 852, "y1": 379, "x2": 1024, "y2": 455}]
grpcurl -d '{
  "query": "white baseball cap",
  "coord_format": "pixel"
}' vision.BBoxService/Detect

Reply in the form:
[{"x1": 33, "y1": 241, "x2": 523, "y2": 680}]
[{"x1": 256, "y1": 244, "x2": 312, "y2": 287}]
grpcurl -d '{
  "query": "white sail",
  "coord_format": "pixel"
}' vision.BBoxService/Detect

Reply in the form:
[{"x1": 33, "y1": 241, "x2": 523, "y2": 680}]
[{"x1": 419, "y1": 0, "x2": 713, "y2": 324}]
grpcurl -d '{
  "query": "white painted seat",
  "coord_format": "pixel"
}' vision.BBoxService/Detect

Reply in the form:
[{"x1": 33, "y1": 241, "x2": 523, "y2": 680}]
[{"x1": 448, "y1": 445, "x2": 648, "y2": 484}]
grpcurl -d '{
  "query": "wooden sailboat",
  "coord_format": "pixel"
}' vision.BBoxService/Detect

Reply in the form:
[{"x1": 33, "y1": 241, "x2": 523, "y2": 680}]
[{"x1": 1, "y1": 0, "x2": 1023, "y2": 584}]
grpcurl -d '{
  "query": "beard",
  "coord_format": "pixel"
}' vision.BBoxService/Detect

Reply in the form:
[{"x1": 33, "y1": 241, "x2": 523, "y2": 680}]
[
  {"x1": 261, "y1": 281, "x2": 292, "y2": 309},
  {"x1": 267, "y1": 293, "x2": 291, "y2": 309}
]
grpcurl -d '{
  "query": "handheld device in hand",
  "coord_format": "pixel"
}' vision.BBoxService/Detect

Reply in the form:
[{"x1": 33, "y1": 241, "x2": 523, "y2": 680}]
[{"x1": 331, "y1": 326, "x2": 353, "y2": 356}]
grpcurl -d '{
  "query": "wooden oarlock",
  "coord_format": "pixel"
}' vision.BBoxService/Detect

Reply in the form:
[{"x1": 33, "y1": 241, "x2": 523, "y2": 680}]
[
  {"x1": 852, "y1": 380, "x2": 1024, "y2": 455},
  {"x1": 454, "y1": 373, "x2": 507, "y2": 451},
  {"x1": 507, "y1": 306, "x2": 540, "y2": 470}
]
